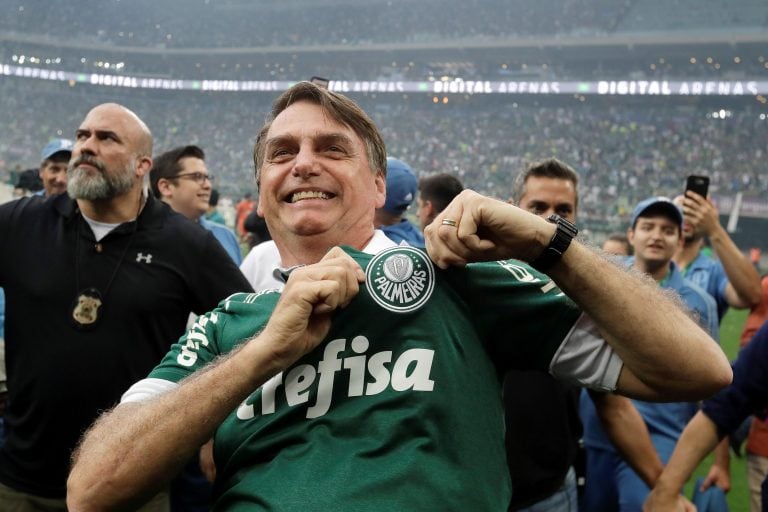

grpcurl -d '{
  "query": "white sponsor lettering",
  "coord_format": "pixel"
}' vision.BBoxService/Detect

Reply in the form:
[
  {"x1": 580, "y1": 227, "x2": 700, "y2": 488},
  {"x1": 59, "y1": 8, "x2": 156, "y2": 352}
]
[
  {"x1": 176, "y1": 313, "x2": 217, "y2": 367},
  {"x1": 236, "y1": 335, "x2": 435, "y2": 420},
  {"x1": 496, "y1": 260, "x2": 563, "y2": 295},
  {"x1": 374, "y1": 270, "x2": 427, "y2": 303}
]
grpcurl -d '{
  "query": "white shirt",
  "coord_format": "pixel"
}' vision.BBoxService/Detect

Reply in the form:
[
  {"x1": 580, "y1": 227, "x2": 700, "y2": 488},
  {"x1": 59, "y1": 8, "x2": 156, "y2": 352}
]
[{"x1": 238, "y1": 230, "x2": 396, "y2": 292}]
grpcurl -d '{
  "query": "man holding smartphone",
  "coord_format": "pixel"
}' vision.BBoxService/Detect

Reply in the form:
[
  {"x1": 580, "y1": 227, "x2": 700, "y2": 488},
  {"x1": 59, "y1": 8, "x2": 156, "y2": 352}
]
[
  {"x1": 673, "y1": 176, "x2": 761, "y2": 320},
  {"x1": 671, "y1": 175, "x2": 763, "y2": 508}
]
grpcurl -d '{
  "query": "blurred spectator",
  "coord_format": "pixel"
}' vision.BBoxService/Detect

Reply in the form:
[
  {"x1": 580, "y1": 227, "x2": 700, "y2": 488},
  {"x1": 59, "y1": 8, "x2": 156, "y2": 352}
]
[
  {"x1": 580, "y1": 196, "x2": 719, "y2": 511},
  {"x1": 416, "y1": 173, "x2": 464, "y2": 231},
  {"x1": 37, "y1": 139, "x2": 73, "y2": 197},
  {"x1": 235, "y1": 192, "x2": 255, "y2": 240},
  {"x1": 151, "y1": 144, "x2": 242, "y2": 265},
  {"x1": 673, "y1": 192, "x2": 762, "y2": 321},
  {"x1": 602, "y1": 232, "x2": 632, "y2": 256},
  {"x1": 374, "y1": 157, "x2": 424, "y2": 246},
  {"x1": 243, "y1": 210, "x2": 272, "y2": 249},
  {"x1": 0, "y1": 77, "x2": 766, "y2": 239},
  {"x1": 13, "y1": 169, "x2": 42, "y2": 197},
  {"x1": 205, "y1": 189, "x2": 227, "y2": 225},
  {"x1": 737, "y1": 274, "x2": 768, "y2": 511}
]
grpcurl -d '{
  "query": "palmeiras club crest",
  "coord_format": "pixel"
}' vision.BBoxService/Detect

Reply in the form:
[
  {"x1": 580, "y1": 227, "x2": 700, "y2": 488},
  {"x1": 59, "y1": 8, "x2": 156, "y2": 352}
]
[{"x1": 365, "y1": 246, "x2": 435, "y2": 313}]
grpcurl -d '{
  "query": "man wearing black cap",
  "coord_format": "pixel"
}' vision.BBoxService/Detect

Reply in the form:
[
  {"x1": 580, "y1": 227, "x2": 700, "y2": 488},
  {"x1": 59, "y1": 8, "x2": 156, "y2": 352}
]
[
  {"x1": 38, "y1": 138, "x2": 73, "y2": 197},
  {"x1": 580, "y1": 196, "x2": 720, "y2": 511}
]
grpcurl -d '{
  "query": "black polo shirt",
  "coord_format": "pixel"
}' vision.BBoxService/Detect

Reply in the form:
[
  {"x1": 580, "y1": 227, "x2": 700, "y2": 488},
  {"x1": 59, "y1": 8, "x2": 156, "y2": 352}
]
[{"x1": 0, "y1": 193, "x2": 253, "y2": 498}]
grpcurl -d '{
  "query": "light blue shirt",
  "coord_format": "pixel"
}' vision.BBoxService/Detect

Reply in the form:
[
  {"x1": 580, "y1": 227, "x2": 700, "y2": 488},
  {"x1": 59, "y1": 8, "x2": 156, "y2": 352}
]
[
  {"x1": 681, "y1": 251, "x2": 730, "y2": 321},
  {"x1": 381, "y1": 219, "x2": 424, "y2": 247},
  {"x1": 200, "y1": 217, "x2": 242, "y2": 265},
  {"x1": 580, "y1": 260, "x2": 719, "y2": 451}
]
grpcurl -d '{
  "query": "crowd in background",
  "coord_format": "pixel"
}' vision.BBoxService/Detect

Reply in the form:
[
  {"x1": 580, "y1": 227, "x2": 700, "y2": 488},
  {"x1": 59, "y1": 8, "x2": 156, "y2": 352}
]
[
  {"x1": 1, "y1": 77, "x2": 766, "y2": 237},
  {"x1": 1, "y1": 0, "x2": 765, "y2": 49}
]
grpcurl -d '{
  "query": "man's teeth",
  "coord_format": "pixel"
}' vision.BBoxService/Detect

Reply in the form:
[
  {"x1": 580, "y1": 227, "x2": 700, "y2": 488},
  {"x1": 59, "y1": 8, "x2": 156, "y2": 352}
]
[{"x1": 292, "y1": 191, "x2": 330, "y2": 202}]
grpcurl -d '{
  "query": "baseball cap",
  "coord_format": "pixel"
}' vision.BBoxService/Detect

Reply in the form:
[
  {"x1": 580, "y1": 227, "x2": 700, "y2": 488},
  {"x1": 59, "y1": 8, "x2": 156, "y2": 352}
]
[
  {"x1": 41, "y1": 138, "x2": 73, "y2": 161},
  {"x1": 630, "y1": 196, "x2": 683, "y2": 229},
  {"x1": 383, "y1": 157, "x2": 418, "y2": 214}
]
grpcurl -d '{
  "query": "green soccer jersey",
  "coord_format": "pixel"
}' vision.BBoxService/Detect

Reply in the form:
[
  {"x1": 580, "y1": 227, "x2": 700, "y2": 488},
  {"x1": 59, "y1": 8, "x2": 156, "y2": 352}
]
[{"x1": 149, "y1": 246, "x2": 581, "y2": 511}]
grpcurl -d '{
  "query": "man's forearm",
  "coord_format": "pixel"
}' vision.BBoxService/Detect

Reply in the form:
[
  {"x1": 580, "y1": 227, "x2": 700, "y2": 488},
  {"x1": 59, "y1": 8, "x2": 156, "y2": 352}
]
[
  {"x1": 709, "y1": 223, "x2": 761, "y2": 307},
  {"x1": 67, "y1": 339, "x2": 283, "y2": 511},
  {"x1": 651, "y1": 411, "x2": 721, "y2": 499},
  {"x1": 548, "y1": 242, "x2": 731, "y2": 400},
  {"x1": 67, "y1": 249, "x2": 364, "y2": 510},
  {"x1": 592, "y1": 392, "x2": 663, "y2": 487}
]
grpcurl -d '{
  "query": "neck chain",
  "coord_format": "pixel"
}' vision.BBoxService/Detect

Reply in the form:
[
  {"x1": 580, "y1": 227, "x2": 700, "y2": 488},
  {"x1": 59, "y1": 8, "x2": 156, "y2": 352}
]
[{"x1": 70, "y1": 197, "x2": 142, "y2": 331}]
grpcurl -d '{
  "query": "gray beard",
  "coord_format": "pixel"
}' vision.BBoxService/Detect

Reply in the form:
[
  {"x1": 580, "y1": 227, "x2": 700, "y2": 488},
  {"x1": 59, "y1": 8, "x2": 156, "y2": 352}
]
[{"x1": 67, "y1": 163, "x2": 135, "y2": 200}]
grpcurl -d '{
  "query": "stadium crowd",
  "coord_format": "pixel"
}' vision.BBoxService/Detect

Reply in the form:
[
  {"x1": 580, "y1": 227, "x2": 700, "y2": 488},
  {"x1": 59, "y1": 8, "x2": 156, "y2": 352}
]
[
  {"x1": 2, "y1": 77, "x2": 766, "y2": 235},
  {"x1": 2, "y1": 0, "x2": 766, "y2": 49},
  {"x1": 1, "y1": 2, "x2": 768, "y2": 511}
]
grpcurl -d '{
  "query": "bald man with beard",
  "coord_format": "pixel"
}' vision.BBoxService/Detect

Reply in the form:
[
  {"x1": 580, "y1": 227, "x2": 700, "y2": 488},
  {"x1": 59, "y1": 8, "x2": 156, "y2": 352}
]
[{"x1": 0, "y1": 103, "x2": 251, "y2": 511}]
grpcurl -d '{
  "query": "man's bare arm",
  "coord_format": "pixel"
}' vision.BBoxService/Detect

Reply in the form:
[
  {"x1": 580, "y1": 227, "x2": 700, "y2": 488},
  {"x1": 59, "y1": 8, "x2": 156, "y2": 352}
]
[
  {"x1": 683, "y1": 191, "x2": 761, "y2": 308},
  {"x1": 425, "y1": 190, "x2": 732, "y2": 401},
  {"x1": 644, "y1": 411, "x2": 721, "y2": 511},
  {"x1": 590, "y1": 391, "x2": 663, "y2": 487},
  {"x1": 67, "y1": 248, "x2": 365, "y2": 511}
]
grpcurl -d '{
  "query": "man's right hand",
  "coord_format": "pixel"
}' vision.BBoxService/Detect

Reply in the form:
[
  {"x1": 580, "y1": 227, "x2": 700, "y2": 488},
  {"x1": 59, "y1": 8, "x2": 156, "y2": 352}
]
[
  {"x1": 644, "y1": 488, "x2": 697, "y2": 512},
  {"x1": 424, "y1": 189, "x2": 555, "y2": 269},
  {"x1": 259, "y1": 247, "x2": 365, "y2": 369}
]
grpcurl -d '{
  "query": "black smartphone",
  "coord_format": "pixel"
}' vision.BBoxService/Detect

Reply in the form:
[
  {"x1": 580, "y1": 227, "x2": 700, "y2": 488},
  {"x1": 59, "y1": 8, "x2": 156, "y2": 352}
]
[{"x1": 685, "y1": 175, "x2": 709, "y2": 198}]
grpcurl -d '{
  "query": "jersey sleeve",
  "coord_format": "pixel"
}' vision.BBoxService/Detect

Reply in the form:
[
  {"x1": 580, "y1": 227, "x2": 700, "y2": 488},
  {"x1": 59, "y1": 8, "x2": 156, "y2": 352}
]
[
  {"x1": 148, "y1": 291, "x2": 280, "y2": 384},
  {"x1": 462, "y1": 260, "x2": 583, "y2": 372}
]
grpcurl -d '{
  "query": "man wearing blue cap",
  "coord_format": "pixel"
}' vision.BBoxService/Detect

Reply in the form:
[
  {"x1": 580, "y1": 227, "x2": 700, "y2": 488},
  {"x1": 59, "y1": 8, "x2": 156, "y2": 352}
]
[
  {"x1": 0, "y1": 138, "x2": 74, "y2": 441},
  {"x1": 374, "y1": 157, "x2": 424, "y2": 246},
  {"x1": 38, "y1": 138, "x2": 73, "y2": 197},
  {"x1": 580, "y1": 196, "x2": 720, "y2": 511}
]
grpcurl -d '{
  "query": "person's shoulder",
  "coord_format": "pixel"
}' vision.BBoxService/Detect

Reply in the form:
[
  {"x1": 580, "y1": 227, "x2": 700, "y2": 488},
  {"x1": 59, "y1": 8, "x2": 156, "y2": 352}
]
[
  {"x1": 691, "y1": 250, "x2": 721, "y2": 270},
  {"x1": 218, "y1": 289, "x2": 282, "y2": 314},
  {"x1": 242, "y1": 240, "x2": 280, "y2": 265},
  {"x1": 240, "y1": 241, "x2": 281, "y2": 288},
  {"x1": 148, "y1": 199, "x2": 207, "y2": 236},
  {"x1": 750, "y1": 322, "x2": 768, "y2": 352},
  {"x1": 201, "y1": 217, "x2": 237, "y2": 239},
  {"x1": 678, "y1": 269, "x2": 716, "y2": 304},
  {"x1": 667, "y1": 268, "x2": 717, "y2": 327},
  {"x1": 0, "y1": 193, "x2": 71, "y2": 221},
  {"x1": 381, "y1": 220, "x2": 424, "y2": 246}
]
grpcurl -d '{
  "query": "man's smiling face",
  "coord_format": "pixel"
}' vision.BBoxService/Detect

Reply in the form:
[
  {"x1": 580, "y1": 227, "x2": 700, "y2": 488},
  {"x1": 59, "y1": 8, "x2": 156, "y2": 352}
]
[{"x1": 256, "y1": 100, "x2": 385, "y2": 245}]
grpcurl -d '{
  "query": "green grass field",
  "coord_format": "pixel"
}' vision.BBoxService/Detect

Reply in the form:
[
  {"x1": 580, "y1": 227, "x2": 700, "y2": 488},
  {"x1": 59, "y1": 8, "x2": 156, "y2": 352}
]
[{"x1": 682, "y1": 307, "x2": 750, "y2": 510}]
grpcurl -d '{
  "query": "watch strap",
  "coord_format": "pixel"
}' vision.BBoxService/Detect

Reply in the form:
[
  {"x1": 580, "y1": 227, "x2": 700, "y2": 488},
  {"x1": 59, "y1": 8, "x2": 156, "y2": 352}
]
[{"x1": 530, "y1": 214, "x2": 578, "y2": 272}]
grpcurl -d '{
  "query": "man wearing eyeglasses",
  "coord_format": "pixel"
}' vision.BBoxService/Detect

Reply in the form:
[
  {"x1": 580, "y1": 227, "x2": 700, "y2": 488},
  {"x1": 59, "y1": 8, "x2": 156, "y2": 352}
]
[{"x1": 151, "y1": 145, "x2": 242, "y2": 264}]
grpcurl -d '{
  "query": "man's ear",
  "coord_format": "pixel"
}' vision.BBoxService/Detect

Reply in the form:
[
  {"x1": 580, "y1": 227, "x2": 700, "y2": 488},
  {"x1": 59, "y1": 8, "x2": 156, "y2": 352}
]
[
  {"x1": 373, "y1": 172, "x2": 386, "y2": 209},
  {"x1": 135, "y1": 156, "x2": 152, "y2": 179},
  {"x1": 156, "y1": 178, "x2": 175, "y2": 200},
  {"x1": 424, "y1": 199, "x2": 436, "y2": 219},
  {"x1": 627, "y1": 228, "x2": 635, "y2": 245}
]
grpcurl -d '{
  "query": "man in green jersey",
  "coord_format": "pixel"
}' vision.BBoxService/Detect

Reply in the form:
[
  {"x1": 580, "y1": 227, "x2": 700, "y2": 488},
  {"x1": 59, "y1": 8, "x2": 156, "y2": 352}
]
[{"x1": 67, "y1": 82, "x2": 731, "y2": 511}]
